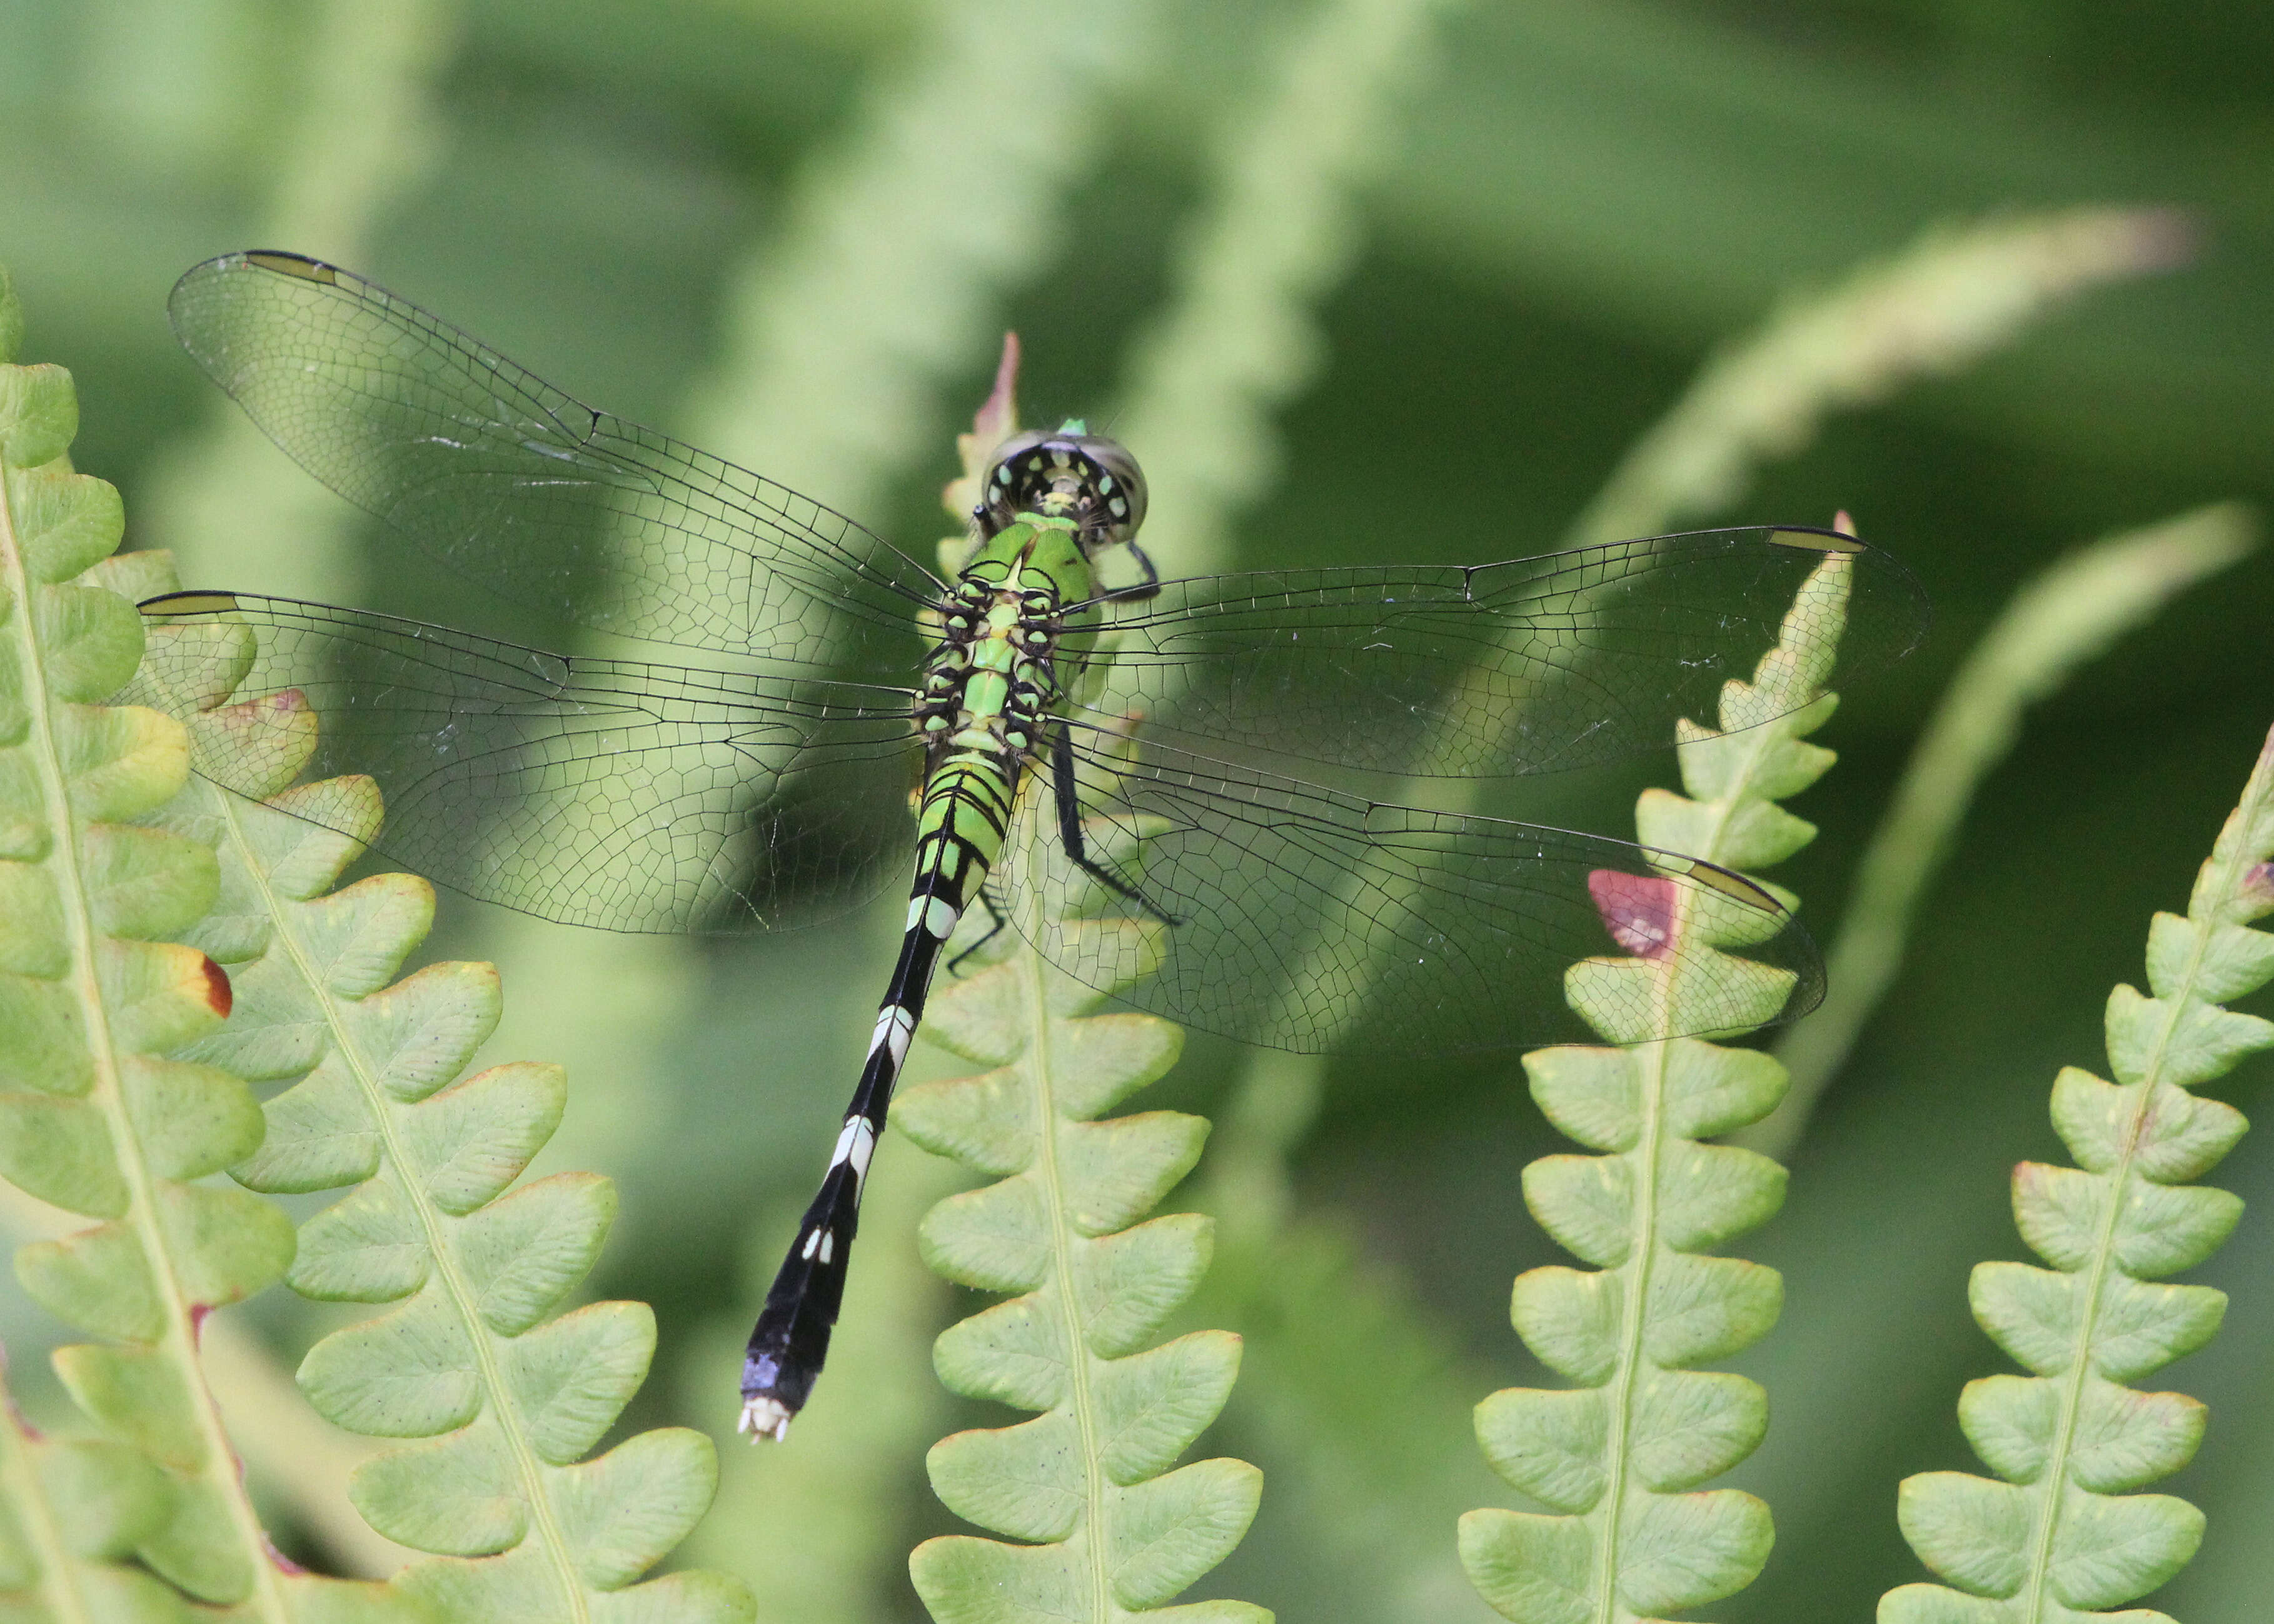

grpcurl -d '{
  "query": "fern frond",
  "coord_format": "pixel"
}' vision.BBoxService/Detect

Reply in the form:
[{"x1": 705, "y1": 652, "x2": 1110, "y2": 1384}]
[
  {"x1": 1462, "y1": 546, "x2": 1859, "y2": 1621},
  {"x1": 1113, "y1": 0, "x2": 1459, "y2": 584},
  {"x1": 0, "y1": 1338, "x2": 193, "y2": 1620},
  {"x1": 682, "y1": 0, "x2": 1153, "y2": 508},
  {"x1": 897, "y1": 792, "x2": 1267, "y2": 1623},
  {"x1": 0, "y1": 263, "x2": 386, "y2": 1620},
  {"x1": 1569, "y1": 208, "x2": 2190, "y2": 549},
  {"x1": 1743, "y1": 504, "x2": 2257, "y2": 1159},
  {"x1": 1185, "y1": 206, "x2": 2181, "y2": 1623},
  {"x1": 1, "y1": 1335, "x2": 401, "y2": 1620},
  {"x1": 1878, "y1": 722, "x2": 2274, "y2": 1623},
  {"x1": 114, "y1": 573, "x2": 753, "y2": 1620}
]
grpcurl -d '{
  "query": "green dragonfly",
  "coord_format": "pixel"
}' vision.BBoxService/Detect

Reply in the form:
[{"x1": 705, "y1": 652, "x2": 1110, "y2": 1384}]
[{"x1": 129, "y1": 251, "x2": 1924, "y2": 1440}]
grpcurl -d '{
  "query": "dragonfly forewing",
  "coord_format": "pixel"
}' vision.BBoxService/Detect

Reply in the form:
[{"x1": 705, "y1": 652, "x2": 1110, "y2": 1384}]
[{"x1": 168, "y1": 251, "x2": 945, "y2": 674}]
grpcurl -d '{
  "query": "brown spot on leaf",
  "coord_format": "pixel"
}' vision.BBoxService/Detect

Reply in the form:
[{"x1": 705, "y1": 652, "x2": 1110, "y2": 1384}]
[
  {"x1": 1589, "y1": 870, "x2": 1678, "y2": 960},
  {"x1": 2238, "y1": 860, "x2": 2274, "y2": 924}
]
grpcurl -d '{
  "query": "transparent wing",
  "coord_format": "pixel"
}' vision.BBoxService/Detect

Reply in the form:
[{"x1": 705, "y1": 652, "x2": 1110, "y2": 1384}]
[
  {"x1": 127, "y1": 593, "x2": 922, "y2": 934},
  {"x1": 168, "y1": 252, "x2": 944, "y2": 671},
  {"x1": 999, "y1": 726, "x2": 1822, "y2": 1055},
  {"x1": 1065, "y1": 527, "x2": 1925, "y2": 778}
]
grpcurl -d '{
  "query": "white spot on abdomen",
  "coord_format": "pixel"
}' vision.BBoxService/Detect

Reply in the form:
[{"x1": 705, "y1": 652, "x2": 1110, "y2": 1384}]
[
  {"x1": 869, "y1": 1005, "x2": 916, "y2": 1069},
  {"x1": 831, "y1": 1117, "x2": 879, "y2": 1196}
]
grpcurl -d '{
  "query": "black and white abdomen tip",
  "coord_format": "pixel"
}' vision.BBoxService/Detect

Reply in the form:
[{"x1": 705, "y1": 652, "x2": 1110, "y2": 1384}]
[{"x1": 738, "y1": 1391, "x2": 793, "y2": 1443}]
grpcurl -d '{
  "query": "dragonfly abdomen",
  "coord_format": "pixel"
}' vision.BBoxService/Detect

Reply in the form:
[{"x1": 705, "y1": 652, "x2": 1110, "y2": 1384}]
[
  {"x1": 739, "y1": 536, "x2": 1084, "y2": 1441},
  {"x1": 735, "y1": 774, "x2": 999, "y2": 1441}
]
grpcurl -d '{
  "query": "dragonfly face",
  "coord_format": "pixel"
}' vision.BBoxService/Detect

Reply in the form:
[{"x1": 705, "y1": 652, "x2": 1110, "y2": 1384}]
[{"x1": 979, "y1": 424, "x2": 1148, "y2": 558}]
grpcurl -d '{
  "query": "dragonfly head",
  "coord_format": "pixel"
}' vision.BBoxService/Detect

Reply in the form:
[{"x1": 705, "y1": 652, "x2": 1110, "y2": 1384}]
[{"x1": 978, "y1": 424, "x2": 1147, "y2": 559}]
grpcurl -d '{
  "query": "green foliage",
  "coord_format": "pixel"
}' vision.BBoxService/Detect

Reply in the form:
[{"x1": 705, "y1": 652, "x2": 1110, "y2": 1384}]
[
  {"x1": 1878, "y1": 725, "x2": 2274, "y2": 1623},
  {"x1": 1163, "y1": 196, "x2": 2190, "y2": 1621},
  {"x1": 894, "y1": 811, "x2": 1267, "y2": 1623},
  {"x1": 0, "y1": 262, "x2": 414, "y2": 1621},
  {"x1": 1110, "y1": 0, "x2": 1464, "y2": 584},
  {"x1": 103, "y1": 566, "x2": 755, "y2": 1621},
  {"x1": 1461, "y1": 551, "x2": 1856, "y2": 1622},
  {"x1": 6, "y1": 3, "x2": 2267, "y2": 1614},
  {"x1": 0, "y1": 1343, "x2": 194, "y2": 1623},
  {"x1": 687, "y1": 0, "x2": 1157, "y2": 514}
]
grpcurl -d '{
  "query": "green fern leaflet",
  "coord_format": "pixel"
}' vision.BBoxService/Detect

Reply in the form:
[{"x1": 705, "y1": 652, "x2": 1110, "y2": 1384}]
[{"x1": 123, "y1": 250, "x2": 1925, "y2": 1439}]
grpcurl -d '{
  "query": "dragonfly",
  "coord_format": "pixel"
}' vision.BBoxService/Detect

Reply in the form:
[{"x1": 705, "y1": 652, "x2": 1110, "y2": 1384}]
[{"x1": 127, "y1": 251, "x2": 1924, "y2": 1442}]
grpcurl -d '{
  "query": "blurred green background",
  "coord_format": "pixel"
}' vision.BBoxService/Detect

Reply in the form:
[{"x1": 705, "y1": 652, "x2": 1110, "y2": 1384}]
[{"x1": 6, "y1": 0, "x2": 2274, "y2": 1619}]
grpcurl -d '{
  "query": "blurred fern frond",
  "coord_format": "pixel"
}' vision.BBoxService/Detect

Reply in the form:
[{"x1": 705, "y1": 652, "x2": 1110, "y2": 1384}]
[{"x1": 1570, "y1": 206, "x2": 2191, "y2": 548}]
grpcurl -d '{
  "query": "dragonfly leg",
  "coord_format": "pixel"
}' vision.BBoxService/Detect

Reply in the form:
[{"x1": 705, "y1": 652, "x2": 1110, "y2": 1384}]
[
  {"x1": 947, "y1": 889, "x2": 1010, "y2": 975},
  {"x1": 1054, "y1": 726, "x2": 1180, "y2": 926},
  {"x1": 1097, "y1": 539, "x2": 1162, "y2": 603}
]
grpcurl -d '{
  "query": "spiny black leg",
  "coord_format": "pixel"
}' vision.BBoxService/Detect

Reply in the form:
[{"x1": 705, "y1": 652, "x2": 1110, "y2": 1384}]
[
  {"x1": 947, "y1": 891, "x2": 1009, "y2": 975},
  {"x1": 1053, "y1": 724, "x2": 1180, "y2": 927},
  {"x1": 1100, "y1": 541, "x2": 1162, "y2": 603}
]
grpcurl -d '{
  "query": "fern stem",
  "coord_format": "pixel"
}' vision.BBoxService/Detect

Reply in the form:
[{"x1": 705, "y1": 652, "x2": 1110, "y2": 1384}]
[
  {"x1": 1739, "y1": 504, "x2": 2258, "y2": 1159},
  {"x1": 1594, "y1": 1035, "x2": 1665, "y2": 1621},
  {"x1": 2022, "y1": 1144, "x2": 2126, "y2": 1623},
  {"x1": 1015, "y1": 909, "x2": 1115, "y2": 1619},
  {"x1": 1, "y1": 469, "x2": 290, "y2": 1621},
  {"x1": 213, "y1": 788, "x2": 593, "y2": 1618},
  {"x1": 1591, "y1": 688, "x2": 1772, "y2": 1619}
]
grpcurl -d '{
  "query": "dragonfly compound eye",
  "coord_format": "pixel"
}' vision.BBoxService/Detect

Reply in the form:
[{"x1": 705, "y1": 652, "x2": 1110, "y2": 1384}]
[{"x1": 978, "y1": 425, "x2": 1148, "y2": 553}]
